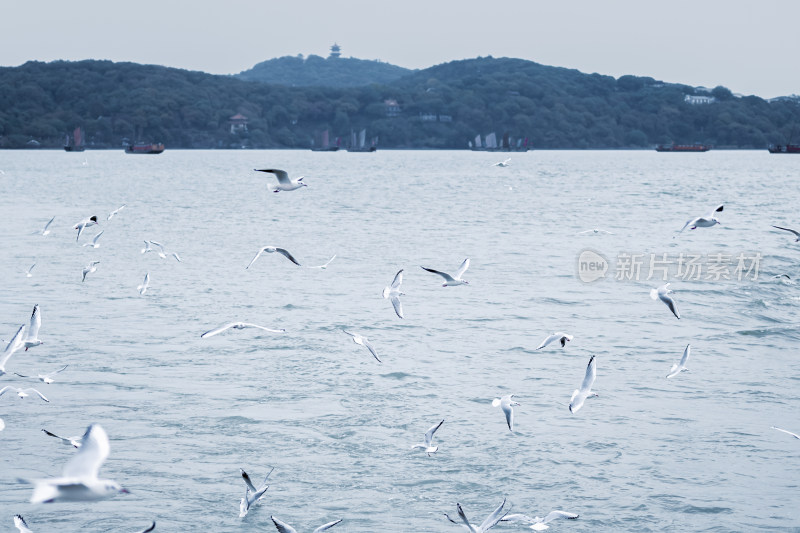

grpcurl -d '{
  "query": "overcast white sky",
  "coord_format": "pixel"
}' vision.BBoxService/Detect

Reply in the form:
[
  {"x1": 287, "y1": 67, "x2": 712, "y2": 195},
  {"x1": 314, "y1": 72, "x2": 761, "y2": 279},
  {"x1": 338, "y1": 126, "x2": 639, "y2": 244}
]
[{"x1": 4, "y1": 0, "x2": 798, "y2": 98}]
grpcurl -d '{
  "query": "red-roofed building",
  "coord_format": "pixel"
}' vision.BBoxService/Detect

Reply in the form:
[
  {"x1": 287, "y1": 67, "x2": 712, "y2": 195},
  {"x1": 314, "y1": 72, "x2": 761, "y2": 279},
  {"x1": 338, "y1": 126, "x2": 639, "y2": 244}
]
[{"x1": 229, "y1": 114, "x2": 248, "y2": 134}]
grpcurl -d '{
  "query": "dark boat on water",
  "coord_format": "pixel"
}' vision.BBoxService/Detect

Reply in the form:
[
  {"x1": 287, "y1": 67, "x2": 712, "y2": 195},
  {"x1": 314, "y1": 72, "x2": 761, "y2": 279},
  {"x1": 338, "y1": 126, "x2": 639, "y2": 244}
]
[
  {"x1": 125, "y1": 142, "x2": 165, "y2": 154},
  {"x1": 655, "y1": 143, "x2": 711, "y2": 152},
  {"x1": 64, "y1": 127, "x2": 85, "y2": 152},
  {"x1": 311, "y1": 130, "x2": 340, "y2": 152},
  {"x1": 768, "y1": 144, "x2": 800, "y2": 154}
]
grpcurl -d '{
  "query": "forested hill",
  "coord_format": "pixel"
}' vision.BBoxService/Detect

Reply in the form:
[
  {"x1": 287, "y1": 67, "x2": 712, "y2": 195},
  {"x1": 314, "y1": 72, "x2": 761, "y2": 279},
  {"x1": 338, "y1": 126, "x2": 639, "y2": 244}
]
[
  {"x1": 1, "y1": 57, "x2": 798, "y2": 150},
  {"x1": 237, "y1": 54, "x2": 412, "y2": 87}
]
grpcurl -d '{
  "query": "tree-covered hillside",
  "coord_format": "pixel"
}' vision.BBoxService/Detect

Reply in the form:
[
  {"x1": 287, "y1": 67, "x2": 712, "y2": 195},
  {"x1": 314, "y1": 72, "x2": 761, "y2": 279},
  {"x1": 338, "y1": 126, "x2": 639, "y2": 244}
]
[
  {"x1": 0, "y1": 57, "x2": 798, "y2": 150},
  {"x1": 237, "y1": 54, "x2": 412, "y2": 88}
]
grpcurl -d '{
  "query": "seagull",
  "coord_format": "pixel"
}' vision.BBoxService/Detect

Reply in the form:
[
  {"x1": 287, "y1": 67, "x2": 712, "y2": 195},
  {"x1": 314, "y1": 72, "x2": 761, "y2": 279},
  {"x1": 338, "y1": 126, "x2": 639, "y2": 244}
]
[
  {"x1": 382, "y1": 269, "x2": 405, "y2": 318},
  {"x1": 772, "y1": 225, "x2": 800, "y2": 242},
  {"x1": 535, "y1": 332, "x2": 573, "y2": 350},
  {"x1": 14, "y1": 515, "x2": 33, "y2": 533},
  {"x1": 411, "y1": 419, "x2": 444, "y2": 456},
  {"x1": 141, "y1": 241, "x2": 153, "y2": 254},
  {"x1": 420, "y1": 258, "x2": 470, "y2": 286},
  {"x1": 171, "y1": 252, "x2": 182, "y2": 262},
  {"x1": 0, "y1": 386, "x2": 49, "y2": 402},
  {"x1": 107, "y1": 204, "x2": 126, "y2": 221},
  {"x1": 501, "y1": 510, "x2": 579, "y2": 531},
  {"x1": 771, "y1": 426, "x2": 800, "y2": 440},
  {"x1": 22, "y1": 304, "x2": 43, "y2": 350},
  {"x1": 444, "y1": 499, "x2": 508, "y2": 532},
  {"x1": 201, "y1": 322, "x2": 285, "y2": 338},
  {"x1": 25, "y1": 262, "x2": 36, "y2": 278},
  {"x1": 138, "y1": 273, "x2": 150, "y2": 295},
  {"x1": 307, "y1": 255, "x2": 336, "y2": 269},
  {"x1": 254, "y1": 168, "x2": 308, "y2": 193},
  {"x1": 271, "y1": 516, "x2": 343, "y2": 533},
  {"x1": 493, "y1": 158, "x2": 511, "y2": 167},
  {"x1": 342, "y1": 330, "x2": 381, "y2": 363},
  {"x1": 73, "y1": 216, "x2": 99, "y2": 242},
  {"x1": 492, "y1": 394, "x2": 520, "y2": 432},
  {"x1": 246, "y1": 246, "x2": 301, "y2": 269},
  {"x1": 82, "y1": 261, "x2": 100, "y2": 282},
  {"x1": 676, "y1": 204, "x2": 723, "y2": 234},
  {"x1": 569, "y1": 355, "x2": 598, "y2": 414},
  {"x1": 650, "y1": 283, "x2": 680, "y2": 319},
  {"x1": 42, "y1": 428, "x2": 82, "y2": 448},
  {"x1": 40, "y1": 216, "x2": 55, "y2": 236},
  {"x1": 15, "y1": 364, "x2": 68, "y2": 384},
  {"x1": 666, "y1": 344, "x2": 691, "y2": 379},
  {"x1": 134, "y1": 522, "x2": 156, "y2": 533},
  {"x1": 81, "y1": 230, "x2": 104, "y2": 248},
  {"x1": 147, "y1": 240, "x2": 167, "y2": 259},
  {"x1": 26, "y1": 423, "x2": 129, "y2": 503},
  {"x1": 576, "y1": 228, "x2": 614, "y2": 235},
  {"x1": 0, "y1": 325, "x2": 26, "y2": 376},
  {"x1": 239, "y1": 467, "x2": 273, "y2": 518}
]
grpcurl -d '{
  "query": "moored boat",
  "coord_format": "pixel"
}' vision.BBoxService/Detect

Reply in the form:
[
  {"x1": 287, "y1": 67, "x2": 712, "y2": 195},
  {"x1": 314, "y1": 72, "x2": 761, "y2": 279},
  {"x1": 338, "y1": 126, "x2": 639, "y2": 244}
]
[
  {"x1": 768, "y1": 144, "x2": 800, "y2": 154},
  {"x1": 655, "y1": 143, "x2": 711, "y2": 152},
  {"x1": 125, "y1": 142, "x2": 165, "y2": 154},
  {"x1": 64, "y1": 127, "x2": 85, "y2": 152}
]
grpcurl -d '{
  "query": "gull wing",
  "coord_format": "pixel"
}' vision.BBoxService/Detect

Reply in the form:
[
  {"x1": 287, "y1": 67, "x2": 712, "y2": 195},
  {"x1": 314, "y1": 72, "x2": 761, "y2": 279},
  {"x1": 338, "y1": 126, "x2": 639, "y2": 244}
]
[
  {"x1": 241, "y1": 468, "x2": 258, "y2": 492},
  {"x1": 424, "y1": 419, "x2": 445, "y2": 447},
  {"x1": 455, "y1": 503, "x2": 474, "y2": 530},
  {"x1": 134, "y1": 521, "x2": 156, "y2": 533},
  {"x1": 455, "y1": 258, "x2": 470, "y2": 279},
  {"x1": 270, "y1": 516, "x2": 298, "y2": 533},
  {"x1": 171, "y1": 252, "x2": 182, "y2": 262},
  {"x1": 1, "y1": 325, "x2": 26, "y2": 368},
  {"x1": 479, "y1": 498, "x2": 508, "y2": 531},
  {"x1": 313, "y1": 519, "x2": 343, "y2": 532},
  {"x1": 24, "y1": 388, "x2": 50, "y2": 402},
  {"x1": 75, "y1": 222, "x2": 86, "y2": 242},
  {"x1": 771, "y1": 426, "x2": 800, "y2": 439},
  {"x1": 28, "y1": 305, "x2": 41, "y2": 340},
  {"x1": 677, "y1": 217, "x2": 700, "y2": 234},
  {"x1": 702, "y1": 204, "x2": 724, "y2": 219},
  {"x1": 535, "y1": 334, "x2": 557, "y2": 350},
  {"x1": 246, "y1": 248, "x2": 266, "y2": 269},
  {"x1": 501, "y1": 513, "x2": 536, "y2": 523},
  {"x1": 390, "y1": 296, "x2": 404, "y2": 319},
  {"x1": 201, "y1": 323, "x2": 236, "y2": 338},
  {"x1": 275, "y1": 248, "x2": 301, "y2": 266},
  {"x1": 362, "y1": 338, "x2": 382, "y2": 363},
  {"x1": 91, "y1": 230, "x2": 104, "y2": 245},
  {"x1": 542, "y1": 510, "x2": 579, "y2": 523},
  {"x1": 390, "y1": 269, "x2": 404, "y2": 289},
  {"x1": 42, "y1": 428, "x2": 79, "y2": 447},
  {"x1": 43, "y1": 215, "x2": 56, "y2": 233},
  {"x1": 679, "y1": 344, "x2": 691, "y2": 367},
  {"x1": 62, "y1": 424, "x2": 109, "y2": 478},
  {"x1": 14, "y1": 515, "x2": 33, "y2": 533},
  {"x1": 503, "y1": 402, "x2": 514, "y2": 431},
  {"x1": 666, "y1": 363, "x2": 680, "y2": 379},
  {"x1": 256, "y1": 169, "x2": 291, "y2": 185},
  {"x1": 580, "y1": 356, "x2": 596, "y2": 394},
  {"x1": 420, "y1": 266, "x2": 456, "y2": 282},
  {"x1": 663, "y1": 294, "x2": 680, "y2": 319},
  {"x1": 772, "y1": 225, "x2": 800, "y2": 238},
  {"x1": 240, "y1": 323, "x2": 285, "y2": 334}
]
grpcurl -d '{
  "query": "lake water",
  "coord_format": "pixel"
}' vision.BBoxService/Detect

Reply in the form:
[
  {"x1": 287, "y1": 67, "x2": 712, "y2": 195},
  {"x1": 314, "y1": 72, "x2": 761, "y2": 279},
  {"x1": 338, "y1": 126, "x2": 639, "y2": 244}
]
[{"x1": 1, "y1": 149, "x2": 799, "y2": 531}]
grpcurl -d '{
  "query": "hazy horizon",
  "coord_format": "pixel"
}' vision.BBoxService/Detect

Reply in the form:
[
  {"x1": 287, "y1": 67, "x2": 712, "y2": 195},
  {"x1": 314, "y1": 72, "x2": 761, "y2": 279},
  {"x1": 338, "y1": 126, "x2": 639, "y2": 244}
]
[{"x1": 4, "y1": 0, "x2": 799, "y2": 99}]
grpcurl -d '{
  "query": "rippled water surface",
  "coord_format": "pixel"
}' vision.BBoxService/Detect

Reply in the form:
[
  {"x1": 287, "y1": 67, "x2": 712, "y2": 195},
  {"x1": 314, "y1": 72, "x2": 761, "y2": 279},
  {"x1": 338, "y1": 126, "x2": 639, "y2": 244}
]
[{"x1": 1, "y1": 149, "x2": 799, "y2": 531}]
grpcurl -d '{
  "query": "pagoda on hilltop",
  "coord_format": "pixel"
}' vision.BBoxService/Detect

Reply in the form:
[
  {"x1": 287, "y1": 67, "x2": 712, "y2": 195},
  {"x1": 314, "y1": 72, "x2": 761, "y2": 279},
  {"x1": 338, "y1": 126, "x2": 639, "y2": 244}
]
[{"x1": 329, "y1": 43, "x2": 341, "y2": 59}]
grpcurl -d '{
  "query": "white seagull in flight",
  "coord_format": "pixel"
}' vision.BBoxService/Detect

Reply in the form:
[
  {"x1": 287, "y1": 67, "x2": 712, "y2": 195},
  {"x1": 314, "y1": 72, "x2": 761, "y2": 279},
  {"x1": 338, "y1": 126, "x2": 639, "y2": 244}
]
[
  {"x1": 24, "y1": 262, "x2": 36, "y2": 278},
  {"x1": 42, "y1": 428, "x2": 83, "y2": 448},
  {"x1": 421, "y1": 258, "x2": 470, "y2": 286},
  {"x1": 246, "y1": 246, "x2": 301, "y2": 269},
  {"x1": 771, "y1": 426, "x2": 800, "y2": 440},
  {"x1": 40, "y1": 216, "x2": 55, "y2": 236},
  {"x1": 307, "y1": 255, "x2": 336, "y2": 269},
  {"x1": 772, "y1": 225, "x2": 800, "y2": 242},
  {"x1": 492, "y1": 394, "x2": 520, "y2": 432},
  {"x1": 411, "y1": 419, "x2": 444, "y2": 456},
  {"x1": 343, "y1": 330, "x2": 381, "y2": 363},
  {"x1": 493, "y1": 158, "x2": 511, "y2": 167},
  {"x1": 666, "y1": 344, "x2": 691, "y2": 378},
  {"x1": 138, "y1": 273, "x2": 150, "y2": 295},
  {"x1": 201, "y1": 322, "x2": 285, "y2": 338},
  {"x1": 107, "y1": 204, "x2": 126, "y2": 221},
  {"x1": 650, "y1": 283, "x2": 680, "y2": 319},
  {"x1": 73, "y1": 216, "x2": 99, "y2": 242},
  {"x1": 270, "y1": 515, "x2": 343, "y2": 533},
  {"x1": 239, "y1": 467, "x2": 273, "y2": 517},
  {"x1": 569, "y1": 355, "x2": 597, "y2": 414},
  {"x1": 254, "y1": 168, "x2": 308, "y2": 193},
  {"x1": 676, "y1": 204, "x2": 723, "y2": 234},
  {"x1": 535, "y1": 332, "x2": 573, "y2": 350},
  {"x1": 81, "y1": 230, "x2": 104, "y2": 248},
  {"x1": 383, "y1": 269, "x2": 405, "y2": 318},
  {"x1": 444, "y1": 499, "x2": 508, "y2": 532},
  {"x1": 0, "y1": 386, "x2": 50, "y2": 402},
  {"x1": 15, "y1": 364, "x2": 68, "y2": 384},
  {"x1": 26, "y1": 424, "x2": 129, "y2": 503},
  {"x1": 82, "y1": 261, "x2": 100, "y2": 282}
]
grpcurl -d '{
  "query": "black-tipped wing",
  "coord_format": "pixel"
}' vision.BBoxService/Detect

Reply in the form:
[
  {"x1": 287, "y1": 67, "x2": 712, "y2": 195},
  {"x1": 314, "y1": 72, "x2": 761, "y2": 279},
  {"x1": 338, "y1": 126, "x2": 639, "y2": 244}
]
[
  {"x1": 276, "y1": 248, "x2": 301, "y2": 266},
  {"x1": 256, "y1": 169, "x2": 291, "y2": 185},
  {"x1": 313, "y1": 519, "x2": 343, "y2": 532},
  {"x1": 479, "y1": 498, "x2": 508, "y2": 531},
  {"x1": 420, "y1": 266, "x2": 456, "y2": 282},
  {"x1": 772, "y1": 225, "x2": 800, "y2": 238},
  {"x1": 271, "y1": 516, "x2": 298, "y2": 533}
]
